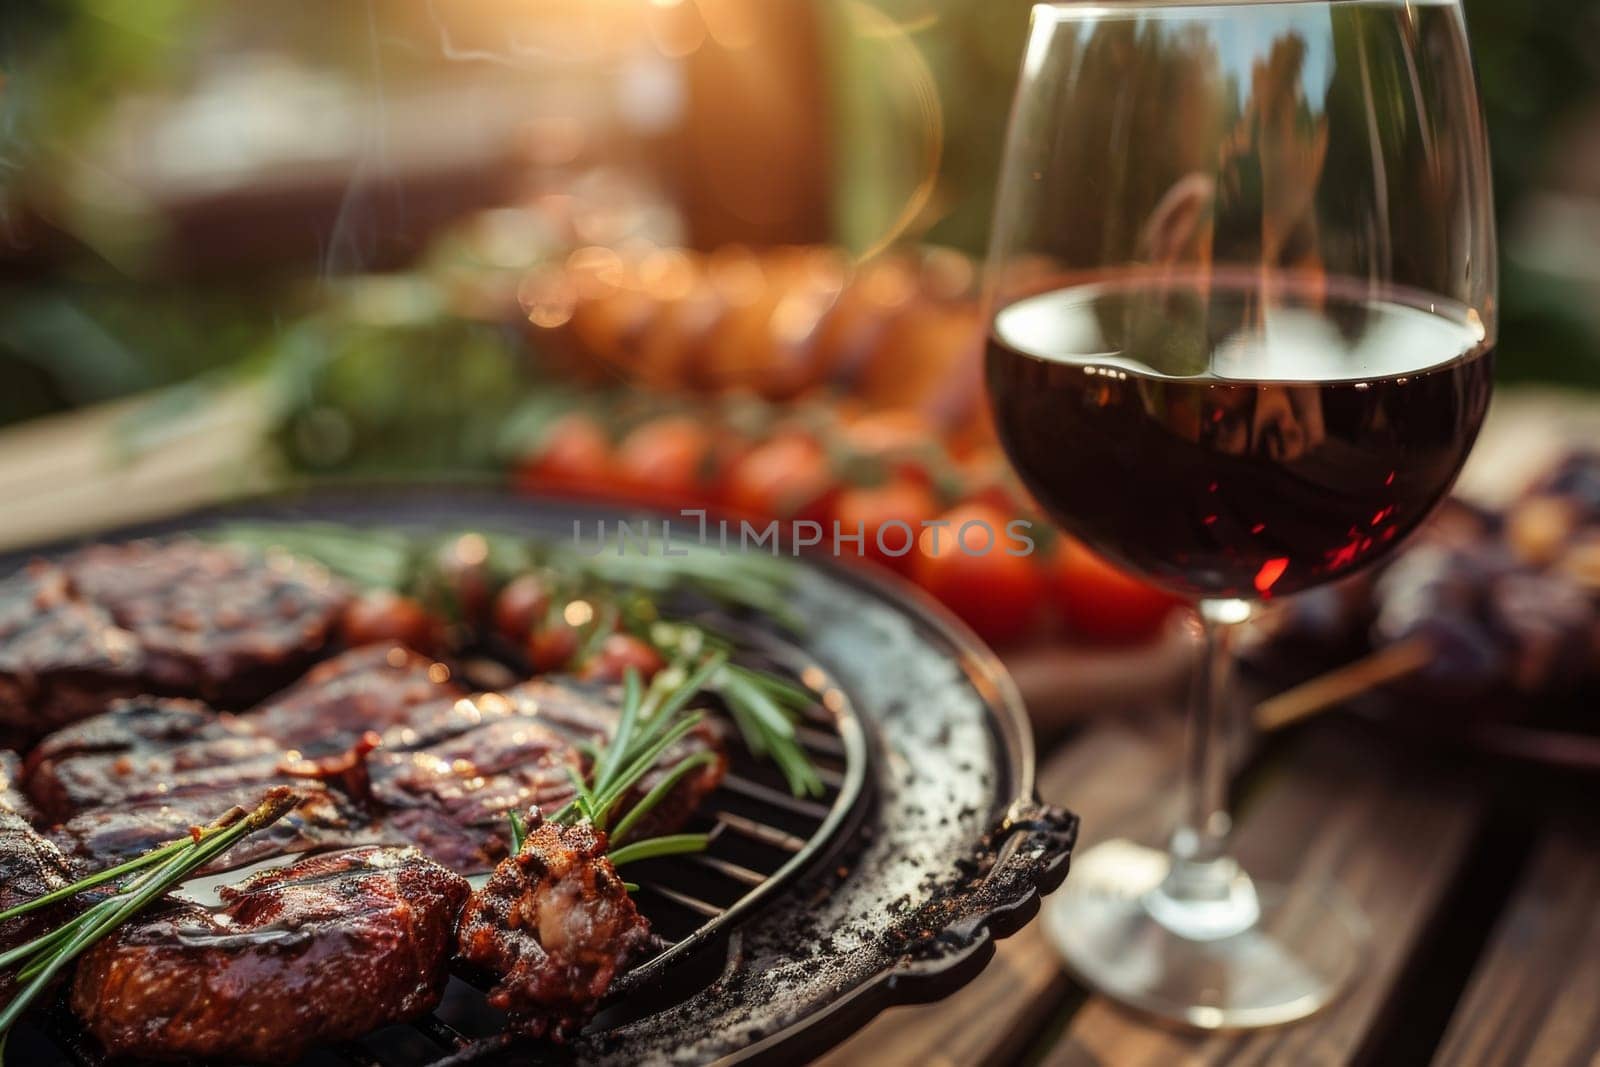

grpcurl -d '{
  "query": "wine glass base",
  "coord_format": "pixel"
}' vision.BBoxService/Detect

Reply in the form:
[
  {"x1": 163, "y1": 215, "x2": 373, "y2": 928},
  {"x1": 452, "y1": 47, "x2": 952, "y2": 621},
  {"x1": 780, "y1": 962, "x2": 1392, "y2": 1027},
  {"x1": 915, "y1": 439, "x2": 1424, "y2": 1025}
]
[{"x1": 1045, "y1": 840, "x2": 1370, "y2": 1031}]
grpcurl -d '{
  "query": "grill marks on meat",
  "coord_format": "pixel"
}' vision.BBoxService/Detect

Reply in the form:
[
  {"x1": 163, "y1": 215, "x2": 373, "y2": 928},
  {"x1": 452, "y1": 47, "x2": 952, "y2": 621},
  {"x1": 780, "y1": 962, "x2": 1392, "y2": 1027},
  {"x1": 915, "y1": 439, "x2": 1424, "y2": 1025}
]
[
  {"x1": 367, "y1": 688, "x2": 586, "y2": 871},
  {"x1": 456, "y1": 818, "x2": 653, "y2": 1041},
  {"x1": 71, "y1": 846, "x2": 469, "y2": 1063},
  {"x1": 370, "y1": 713, "x2": 581, "y2": 871},
  {"x1": 0, "y1": 540, "x2": 752, "y2": 1059},
  {"x1": 25, "y1": 696, "x2": 281, "y2": 821},
  {"x1": 53, "y1": 782, "x2": 372, "y2": 872},
  {"x1": 14, "y1": 643, "x2": 727, "y2": 1054},
  {"x1": 1, "y1": 751, "x2": 80, "y2": 1003},
  {"x1": 24, "y1": 656, "x2": 727, "y2": 878},
  {"x1": 0, "y1": 540, "x2": 348, "y2": 740},
  {"x1": 252, "y1": 643, "x2": 462, "y2": 753},
  {"x1": 0, "y1": 564, "x2": 147, "y2": 742},
  {"x1": 64, "y1": 539, "x2": 348, "y2": 706},
  {"x1": 501, "y1": 680, "x2": 728, "y2": 842},
  {"x1": 367, "y1": 680, "x2": 727, "y2": 870},
  {"x1": 21, "y1": 643, "x2": 462, "y2": 864},
  {"x1": 27, "y1": 696, "x2": 371, "y2": 869}
]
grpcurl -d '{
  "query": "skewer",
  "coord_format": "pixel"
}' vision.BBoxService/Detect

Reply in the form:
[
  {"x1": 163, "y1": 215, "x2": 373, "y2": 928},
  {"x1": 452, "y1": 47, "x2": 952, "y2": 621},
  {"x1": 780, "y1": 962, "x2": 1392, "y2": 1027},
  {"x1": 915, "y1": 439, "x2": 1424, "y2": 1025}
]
[{"x1": 1253, "y1": 635, "x2": 1433, "y2": 732}]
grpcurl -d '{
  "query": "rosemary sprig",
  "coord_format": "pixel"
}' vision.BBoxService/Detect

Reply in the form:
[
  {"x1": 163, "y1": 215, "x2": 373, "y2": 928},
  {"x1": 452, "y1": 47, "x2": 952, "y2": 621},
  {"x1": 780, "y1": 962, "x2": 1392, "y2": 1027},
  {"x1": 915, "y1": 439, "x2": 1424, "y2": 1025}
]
[
  {"x1": 501, "y1": 656, "x2": 729, "y2": 884},
  {"x1": 554, "y1": 658, "x2": 725, "y2": 833},
  {"x1": 586, "y1": 715, "x2": 709, "y2": 831},
  {"x1": 506, "y1": 809, "x2": 529, "y2": 855},
  {"x1": 210, "y1": 523, "x2": 826, "y2": 798},
  {"x1": 0, "y1": 790, "x2": 300, "y2": 1052},
  {"x1": 609, "y1": 752, "x2": 718, "y2": 846},
  {"x1": 208, "y1": 523, "x2": 798, "y2": 629},
  {"x1": 588, "y1": 668, "x2": 646, "y2": 811},
  {"x1": 608, "y1": 834, "x2": 711, "y2": 867},
  {"x1": 0, "y1": 835, "x2": 198, "y2": 926},
  {"x1": 559, "y1": 540, "x2": 802, "y2": 633},
  {"x1": 713, "y1": 664, "x2": 824, "y2": 798},
  {"x1": 649, "y1": 621, "x2": 826, "y2": 798}
]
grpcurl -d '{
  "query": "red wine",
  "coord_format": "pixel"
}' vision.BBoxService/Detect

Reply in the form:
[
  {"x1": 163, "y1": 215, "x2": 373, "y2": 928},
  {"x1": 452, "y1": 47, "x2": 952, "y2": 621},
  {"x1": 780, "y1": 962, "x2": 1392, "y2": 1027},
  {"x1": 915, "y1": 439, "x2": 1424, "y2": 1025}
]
[{"x1": 986, "y1": 272, "x2": 1494, "y2": 600}]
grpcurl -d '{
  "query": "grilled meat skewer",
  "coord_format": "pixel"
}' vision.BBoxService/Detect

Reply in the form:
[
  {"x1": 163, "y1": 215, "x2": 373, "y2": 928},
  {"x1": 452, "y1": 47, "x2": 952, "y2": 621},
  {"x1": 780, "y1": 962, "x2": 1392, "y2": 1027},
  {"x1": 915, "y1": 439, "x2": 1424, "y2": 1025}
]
[{"x1": 456, "y1": 815, "x2": 654, "y2": 1042}]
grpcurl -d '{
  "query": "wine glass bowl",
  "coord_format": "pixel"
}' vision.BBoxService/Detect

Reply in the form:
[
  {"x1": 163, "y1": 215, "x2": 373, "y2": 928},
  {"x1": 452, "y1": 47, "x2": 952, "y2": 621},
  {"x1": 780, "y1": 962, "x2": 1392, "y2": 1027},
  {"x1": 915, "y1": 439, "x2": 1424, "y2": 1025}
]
[
  {"x1": 987, "y1": 268, "x2": 1494, "y2": 600},
  {"x1": 985, "y1": 0, "x2": 1496, "y2": 1029}
]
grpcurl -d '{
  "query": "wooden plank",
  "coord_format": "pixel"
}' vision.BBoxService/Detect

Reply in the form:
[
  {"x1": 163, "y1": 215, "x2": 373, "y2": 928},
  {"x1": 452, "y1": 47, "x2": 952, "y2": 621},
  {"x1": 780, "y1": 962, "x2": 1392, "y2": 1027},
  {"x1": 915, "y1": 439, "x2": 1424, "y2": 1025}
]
[
  {"x1": 1045, "y1": 726, "x2": 1486, "y2": 1067},
  {"x1": 818, "y1": 716, "x2": 1185, "y2": 1067},
  {"x1": 1455, "y1": 388, "x2": 1600, "y2": 509},
  {"x1": 0, "y1": 379, "x2": 275, "y2": 551},
  {"x1": 1432, "y1": 823, "x2": 1600, "y2": 1067}
]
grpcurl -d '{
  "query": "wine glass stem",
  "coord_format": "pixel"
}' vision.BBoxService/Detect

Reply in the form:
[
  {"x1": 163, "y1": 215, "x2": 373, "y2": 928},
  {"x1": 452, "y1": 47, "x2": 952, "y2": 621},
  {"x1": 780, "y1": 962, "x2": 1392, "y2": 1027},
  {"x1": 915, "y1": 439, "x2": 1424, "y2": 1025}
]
[{"x1": 1144, "y1": 598, "x2": 1260, "y2": 942}]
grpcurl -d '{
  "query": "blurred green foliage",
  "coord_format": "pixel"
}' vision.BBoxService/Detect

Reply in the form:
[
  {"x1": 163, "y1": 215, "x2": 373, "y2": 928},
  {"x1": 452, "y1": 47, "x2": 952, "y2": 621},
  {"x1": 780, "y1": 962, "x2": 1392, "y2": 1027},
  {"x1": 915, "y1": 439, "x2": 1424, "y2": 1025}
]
[
  {"x1": 0, "y1": 2, "x2": 192, "y2": 152},
  {"x1": 0, "y1": 282, "x2": 288, "y2": 426},
  {"x1": 0, "y1": 0, "x2": 1595, "y2": 441},
  {"x1": 263, "y1": 280, "x2": 537, "y2": 477},
  {"x1": 834, "y1": 0, "x2": 1600, "y2": 248},
  {"x1": 832, "y1": 0, "x2": 1600, "y2": 389}
]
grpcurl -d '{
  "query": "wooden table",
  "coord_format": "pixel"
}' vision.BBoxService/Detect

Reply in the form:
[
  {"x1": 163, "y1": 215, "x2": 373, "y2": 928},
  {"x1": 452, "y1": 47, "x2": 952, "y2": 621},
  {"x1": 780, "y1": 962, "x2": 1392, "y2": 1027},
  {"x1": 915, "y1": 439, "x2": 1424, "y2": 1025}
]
[{"x1": 822, "y1": 708, "x2": 1600, "y2": 1067}]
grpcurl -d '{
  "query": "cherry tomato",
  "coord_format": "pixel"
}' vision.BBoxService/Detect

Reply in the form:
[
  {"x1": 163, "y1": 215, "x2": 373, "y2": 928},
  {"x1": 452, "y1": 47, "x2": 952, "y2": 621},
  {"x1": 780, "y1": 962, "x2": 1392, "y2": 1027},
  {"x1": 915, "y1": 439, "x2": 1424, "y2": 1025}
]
[
  {"x1": 515, "y1": 413, "x2": 612, "y2": 495},
  {"x1": 842, "y1": 409, "x2": 932, "y2": 456},
  {"x1": 831, "y1": 478, "x2": 940, "y2": 574},
  {"x1": 339, "y1": 591, "x2": 441, "y2": 652},
  {"x1": 577, "y1": 633, "x2": 667, "y2": 683},
  {"x1": 912, "y1": 502, "x2": 1044, "y2": 646},
  {"x1": 613, "y1": 415, "x2": 714, "y2": 507},
  {"x1": 955, "y1": 446, "x2": 1045, "y2": 517},
  {"x1": 841, "y1": 410, "x2": 939, "y2": 486},
  {"x1": 433, "y1": 533, "x2": 494, "y2": 625},
  {"x1": 493, "y1": 573, "x2": 554, "y2": 644},
  {"x1": 723, "y1": 433, "x2": 834, "y2": 519},
  {"x1": 1052, "y1": 538, "x2": 1185, "y2": 644},
  {"x1": 527, "y1": 621, "x2": 581, "y2": 673},
  {"x1": 706, "y1": 428, "x2": 756, "y2": 507}
]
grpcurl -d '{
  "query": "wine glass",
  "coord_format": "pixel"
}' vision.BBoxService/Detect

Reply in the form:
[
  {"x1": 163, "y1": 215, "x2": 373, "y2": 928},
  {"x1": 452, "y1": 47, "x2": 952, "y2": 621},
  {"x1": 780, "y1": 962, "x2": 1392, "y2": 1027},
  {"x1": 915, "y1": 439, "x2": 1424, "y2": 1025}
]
[{"x1": 984, "y1": 0, "x2": 1495, "y2": 1029}]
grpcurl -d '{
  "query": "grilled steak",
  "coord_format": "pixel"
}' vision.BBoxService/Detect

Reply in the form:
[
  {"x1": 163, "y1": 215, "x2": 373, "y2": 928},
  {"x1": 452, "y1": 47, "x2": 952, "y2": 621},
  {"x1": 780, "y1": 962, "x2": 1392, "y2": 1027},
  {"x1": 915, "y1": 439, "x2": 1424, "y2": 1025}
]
[
  {"x1": 0, "y1": 540, "x2": 349, "y2": 740},
  {"x1": 72, "y1": 846, "x2": 469, "y2": 1063},
  {"x1": 251, "y1": 643, "x2": 462, "y2": 753},
  {"x1": 63, "y1": 538, "x2": 348, "y2": 706},
  {"x1": 367, "y1": 691, "x2": 584, "y2": 871},
  {"x1": 367, "y1": 680, "x2": 726, "y2": 870},
  {"x1": 24, "y1": 670, "x2": 725, "y2": 877},
  {"x1": 0, "y1": 563, "x2": 148, "y2": 743},
  {"x1": 52, "y1": 781, "x2": 372, "y2": 872},
  {"x1": 25, "y1": 696, "x2": 281, "y2": 821},
  {"x1": 0, "y1": 535, "x2": 753, "y2": 1061},
  {"x1": 1, "y1": 751, "x2": 81, "y2": 1004},
  {"x1": 456, "y1": 817, "x2": 654, "y2": 1041},
  {"x1": 28, "y1": 696, "x2": 372, "y2": 868},
  {"x1": 472, "y1": 680, "x2": 727, "y2": 840}
]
